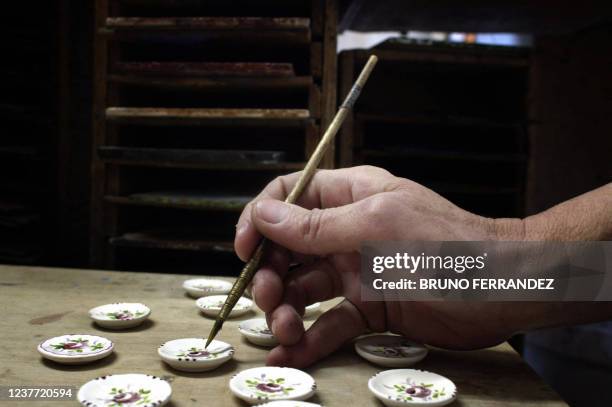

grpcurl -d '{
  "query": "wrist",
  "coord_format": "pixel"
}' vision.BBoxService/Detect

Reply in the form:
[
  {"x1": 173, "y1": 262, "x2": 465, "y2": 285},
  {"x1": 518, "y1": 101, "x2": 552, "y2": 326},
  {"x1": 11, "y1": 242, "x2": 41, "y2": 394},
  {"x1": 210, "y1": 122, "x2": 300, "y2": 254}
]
[{"x1": 485, "y1": 217, "x2": 527, "y2": 241}]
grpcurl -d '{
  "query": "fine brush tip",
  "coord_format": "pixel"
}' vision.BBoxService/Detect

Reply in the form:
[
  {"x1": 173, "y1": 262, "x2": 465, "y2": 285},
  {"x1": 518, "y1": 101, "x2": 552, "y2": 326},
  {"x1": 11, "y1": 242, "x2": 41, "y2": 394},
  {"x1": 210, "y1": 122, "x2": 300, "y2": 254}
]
[{"x1": 205, "y1": 319, "x2": 224, "y2": 349}]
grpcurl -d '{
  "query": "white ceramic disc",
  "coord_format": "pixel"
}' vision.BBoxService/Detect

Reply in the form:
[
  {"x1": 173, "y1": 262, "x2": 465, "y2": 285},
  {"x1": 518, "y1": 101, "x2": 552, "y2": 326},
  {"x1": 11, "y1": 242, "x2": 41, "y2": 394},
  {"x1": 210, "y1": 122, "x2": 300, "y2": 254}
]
[
  {"x1": 304, "y1": 303, "x2": 321, "y2": 317},
  {"x1": 89, "y1": 302, "x2": 151, "y2": 329},
  {"x1": 37, "y1": 334, "x2": 114, "y2": 365},
  {"x1": 183, "y1": 278, "x2": 233, "y2": 298},
  {"x1": 239, "y1": 318, "x2": 278, "y2": 347},
  {"x1": 229, "y1": 367, "x2": 316, "y2": 405},
  {"x1": 355, "y1": 334, "x2": 428, "y2": 367},
  {"x1": 158, "y1": 338, "x2": 234, "y2": 372},
  {"x1": 78, "y1": 373, "x2": 171, "y2": 407},
  {"x1": 196, "y1": 295, "x2": 253, "y2": 318},
  {"x1": 259, "y1": 401, "x2": 322, "y2": 407},
  {"x1": 368, "y1": 369, "x2": 457, "y2": 407}
]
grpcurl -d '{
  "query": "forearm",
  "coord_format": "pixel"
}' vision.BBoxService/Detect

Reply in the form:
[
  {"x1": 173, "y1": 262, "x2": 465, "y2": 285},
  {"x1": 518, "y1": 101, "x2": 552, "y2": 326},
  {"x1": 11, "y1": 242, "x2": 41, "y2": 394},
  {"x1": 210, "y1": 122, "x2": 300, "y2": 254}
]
[
  {"x1": 494, "y1": 183, "x2": 612, "y2": 241},
  {"x1": 509, "y1": 302, "x2": 612, "y2": 334},
  {"x1": 525, "y1": 183, "x2": 612, "y2": 240},
  {"x1": 499, "y1": 184, "x2": 612, "y2": 331}
]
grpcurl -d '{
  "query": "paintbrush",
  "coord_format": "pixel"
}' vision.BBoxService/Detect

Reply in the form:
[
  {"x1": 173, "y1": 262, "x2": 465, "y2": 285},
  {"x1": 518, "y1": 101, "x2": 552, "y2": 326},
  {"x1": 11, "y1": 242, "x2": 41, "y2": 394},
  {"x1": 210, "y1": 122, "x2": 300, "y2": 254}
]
[{"x1": 205, "y1": 55, "x2": 378, "y2": 348}]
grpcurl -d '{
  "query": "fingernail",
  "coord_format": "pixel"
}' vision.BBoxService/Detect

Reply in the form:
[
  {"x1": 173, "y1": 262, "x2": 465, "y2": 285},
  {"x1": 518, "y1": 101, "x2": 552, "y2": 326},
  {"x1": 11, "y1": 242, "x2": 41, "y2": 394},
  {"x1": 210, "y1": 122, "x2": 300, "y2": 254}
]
[
  {"x1": 236, "y1": 220, "x2": 249, "y2": 236},
  {"x1": 270, "y1": 318, "x2": 277, "y2": 335},
  {"x1": 255, "y1": 200, "x2": 289, "y2": 224}
]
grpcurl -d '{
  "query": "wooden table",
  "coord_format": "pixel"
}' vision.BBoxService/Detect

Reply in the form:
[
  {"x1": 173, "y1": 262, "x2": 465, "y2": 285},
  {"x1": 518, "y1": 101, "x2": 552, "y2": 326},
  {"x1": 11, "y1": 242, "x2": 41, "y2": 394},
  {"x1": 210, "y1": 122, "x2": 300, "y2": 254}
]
[{"x1": 0, "y1": 265, "x2": 566, "y2": 406}]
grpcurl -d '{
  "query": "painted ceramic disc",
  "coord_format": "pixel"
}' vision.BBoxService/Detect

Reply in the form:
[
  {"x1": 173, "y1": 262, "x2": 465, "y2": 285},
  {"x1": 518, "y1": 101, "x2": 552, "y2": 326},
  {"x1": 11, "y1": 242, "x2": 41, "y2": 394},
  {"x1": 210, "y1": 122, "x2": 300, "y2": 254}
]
[
  {"x1": 196, "y1": 295, "x2": 253, "y2": 318},
  {"x1": 158, "y1": 338, "x2": 233, "y2": 372},
  {"x1": 368, "y1": 369, "x2": 457, "y2": 407},
  {"x1": 355, "y1": 334, "x2": 428, "y2": 367},
  {"x1": 38, "y1": 334, "x2": 114, "y2": 365},
  {"x1": 239, "y1": 318, "x2": 278, "y2": 347},
  {"x1": 259, "y1": 401, "x2": 322, "y2": 407},
  {"x1": 183, "y1": 278, "x2": 233, "y2": 298},
  {"x1": 78, "y1": 373, "x2": 171, "y2": 407},
  {"x1": 304, "y1": 303, "x2": 321, "y2": 317},
  {"x1": 229, "y1": 367, "x2": 316, "y2": 405},
  {"x1": 89, "y1": 302, "x2": 151, "y2": 329}
]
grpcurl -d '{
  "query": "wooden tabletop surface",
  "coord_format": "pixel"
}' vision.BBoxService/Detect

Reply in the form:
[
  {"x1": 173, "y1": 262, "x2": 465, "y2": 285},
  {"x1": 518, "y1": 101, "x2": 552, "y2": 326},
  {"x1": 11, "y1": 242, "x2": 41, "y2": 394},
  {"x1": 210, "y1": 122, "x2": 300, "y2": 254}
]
[{"x1": 0, "y1": 265, "x2": 566, "y2": 406}]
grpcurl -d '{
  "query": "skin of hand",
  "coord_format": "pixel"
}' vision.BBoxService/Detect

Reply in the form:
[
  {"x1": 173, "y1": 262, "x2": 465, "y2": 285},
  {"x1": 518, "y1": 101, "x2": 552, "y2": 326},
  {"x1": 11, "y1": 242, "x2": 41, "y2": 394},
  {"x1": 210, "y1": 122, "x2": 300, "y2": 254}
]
[{"x1": 234, "y1": 165, "x2": 612, "y2": 368}]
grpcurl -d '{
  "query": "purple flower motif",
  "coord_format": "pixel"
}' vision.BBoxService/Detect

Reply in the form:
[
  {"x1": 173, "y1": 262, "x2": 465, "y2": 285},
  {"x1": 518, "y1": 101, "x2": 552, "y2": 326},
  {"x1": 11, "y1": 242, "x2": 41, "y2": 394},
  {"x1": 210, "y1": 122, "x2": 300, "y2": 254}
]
[
  {"x1": 112, "y1": 392, "x2": 141, "y2": 403},
  {"x1": 187, "y1": 350, "x2": 210, "y2": 357},
  {"x1": 405, "y1": 385, "x2": 432, "y2": 398},
  {"x1": 62, "y1": 341, "x2": 87, "y2": 350},
  {"x1": 382, "y1": 347, "x2": 401, "y2": 357},
  {"x1": 256, "y1": 382, "x2": 283, "y2": 393},
  {"x1": 108, "y1": 311, "x2": 134, "y2": 320}
]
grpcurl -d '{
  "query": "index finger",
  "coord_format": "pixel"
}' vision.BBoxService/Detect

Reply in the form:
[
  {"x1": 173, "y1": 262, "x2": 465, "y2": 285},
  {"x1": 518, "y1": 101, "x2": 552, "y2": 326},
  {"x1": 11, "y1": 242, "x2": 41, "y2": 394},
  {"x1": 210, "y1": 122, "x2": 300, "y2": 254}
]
[
  {"x1": 235, "y1": 169, "x2": 350, "y2": 261},
  {"x1": 234, "y1": 166, "x2": 395, "y2": 261}
]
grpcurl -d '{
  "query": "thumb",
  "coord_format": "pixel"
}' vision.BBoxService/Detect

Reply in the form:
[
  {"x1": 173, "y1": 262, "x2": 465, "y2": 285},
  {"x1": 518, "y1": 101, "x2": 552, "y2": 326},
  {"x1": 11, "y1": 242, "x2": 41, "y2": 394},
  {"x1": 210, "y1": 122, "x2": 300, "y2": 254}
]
[{"x1": 251, "y1": 198, "x2": 377, "y2": 255}]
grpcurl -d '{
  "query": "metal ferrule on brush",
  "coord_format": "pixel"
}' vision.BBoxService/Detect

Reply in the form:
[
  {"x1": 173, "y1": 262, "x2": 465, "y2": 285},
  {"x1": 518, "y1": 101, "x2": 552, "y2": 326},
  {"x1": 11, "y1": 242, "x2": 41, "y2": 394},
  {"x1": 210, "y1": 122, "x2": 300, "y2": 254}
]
[{"x1": 205, "y1": 240, "x2": 268, "y2": 348}]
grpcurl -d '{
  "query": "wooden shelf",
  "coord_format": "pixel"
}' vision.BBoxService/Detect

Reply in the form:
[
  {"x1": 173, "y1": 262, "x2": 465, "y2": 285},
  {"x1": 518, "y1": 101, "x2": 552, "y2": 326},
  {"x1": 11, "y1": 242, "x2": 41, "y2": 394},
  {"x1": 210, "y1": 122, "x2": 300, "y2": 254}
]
[
  {"x1": 101, "y1": 158, "x2": 304, "y2": 171},
  {"x1": 113, "y1": 62, "x2": 296, "y2": 77},
  {"x1": 98, "y1": 146, "x2": 303, "y2": 171},
  {"x1": 105, "y1": 107, "x2": 311, "y2": 126},
  {"x1": 110, "y1": 231, "x2": 234, "y2": 253},
  {"x1": 105, "y1": 191, "x2": 251, "y2": 211},
  {"x1": 105, "y1": 17, "x2": 310, "y2": 31},
  {"x1": 99, "y1": 146, "x2": 285, "y2": 163},
  {"x1": 101, "y1": 17, "x2": 311, "y2": 44},
  {"x1": 91, "y1": 0, "x2": 339, "y2": 269},
  {"x1": 109, "y1": 74, "x2": 313, "y2": 91}
]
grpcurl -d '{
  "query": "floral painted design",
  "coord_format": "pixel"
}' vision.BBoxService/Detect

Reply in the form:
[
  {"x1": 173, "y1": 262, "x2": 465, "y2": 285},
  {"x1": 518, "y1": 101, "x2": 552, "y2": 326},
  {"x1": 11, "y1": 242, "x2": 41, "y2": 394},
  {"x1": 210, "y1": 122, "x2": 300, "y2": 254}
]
[
  {"x1": 385, "y1": 378, "x2": 446, "y2": 402},
  {"x1": 176, "y1": 347, "x2": 219, "y2": 360},
  {"x1": 245, "y1": 373, "x2": 296, "y2": 399},
  {"x1": 366, "y1": 341, "x2": 418, "y2": 358},
  {"x1": 106, "y1": 387, "x2": 151, "y2": 406},
  {"x1": 47, "y1": 337, "x2": 105, "y2": 355},
  {"x1": 105, "y1": 310, "x2": 146, "y2": 320}
]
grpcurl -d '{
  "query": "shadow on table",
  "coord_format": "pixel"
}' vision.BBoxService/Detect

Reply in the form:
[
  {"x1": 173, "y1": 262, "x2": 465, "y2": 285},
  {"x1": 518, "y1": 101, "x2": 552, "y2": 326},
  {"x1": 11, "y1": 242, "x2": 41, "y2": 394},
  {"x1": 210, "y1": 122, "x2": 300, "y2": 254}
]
[
  {"x1": 89, "y1": 319, "x2": 156, "y2": 333},
  {"x1": 238, "y1": 335, "x2": 278, "y2": 350},
  {"x1": 160, "y1": 358, "x2": 239, "y2": 379},
  {"x1": 419, "y1": 347, "x2": 563, "y2": 404},
  {"x1": 231, "y1": 394, "x2": 324, "y2": 407},
  {"x1": 40, "y1": 352, "x2": 118, "y2": 371}
]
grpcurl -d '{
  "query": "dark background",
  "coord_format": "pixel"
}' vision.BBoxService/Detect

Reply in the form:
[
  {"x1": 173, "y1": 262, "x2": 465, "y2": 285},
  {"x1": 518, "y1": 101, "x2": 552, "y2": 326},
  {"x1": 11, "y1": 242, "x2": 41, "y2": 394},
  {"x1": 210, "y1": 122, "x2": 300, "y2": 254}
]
[{"x1": 0, "y1": 1, "x2": 610, "y2": 268}]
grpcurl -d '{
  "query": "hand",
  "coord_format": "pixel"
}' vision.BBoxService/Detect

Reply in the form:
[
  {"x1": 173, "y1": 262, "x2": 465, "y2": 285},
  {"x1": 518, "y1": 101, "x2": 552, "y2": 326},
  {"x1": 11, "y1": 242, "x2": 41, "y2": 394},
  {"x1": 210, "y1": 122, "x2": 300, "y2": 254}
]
[{"x1": 234, "y1": 166, "x2": 526, "y2": 367}]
